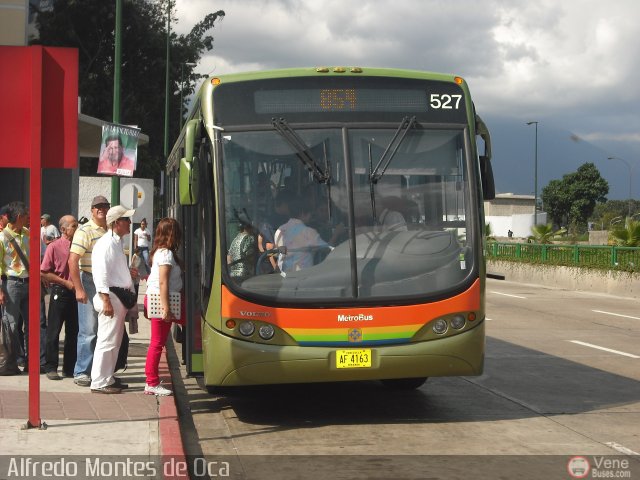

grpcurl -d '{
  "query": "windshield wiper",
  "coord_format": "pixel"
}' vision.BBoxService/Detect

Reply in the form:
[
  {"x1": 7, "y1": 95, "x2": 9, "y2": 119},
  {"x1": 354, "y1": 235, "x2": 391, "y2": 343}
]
[
  {"x1": 369, "y1": 116, "x2": 416, "y2": 184},
  {"x1": 272, "y1": 117, "x2": 330, "y2": 184},
  {"x1": 369, "y1": 116, "x2": 416, "y2": 224}
]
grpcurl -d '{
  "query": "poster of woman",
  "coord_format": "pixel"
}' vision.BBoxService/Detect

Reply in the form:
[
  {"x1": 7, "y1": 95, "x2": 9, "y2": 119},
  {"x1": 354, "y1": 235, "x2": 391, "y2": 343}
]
[{"x1": 97, "y1": 124, "x2": 140, "y2": 177}]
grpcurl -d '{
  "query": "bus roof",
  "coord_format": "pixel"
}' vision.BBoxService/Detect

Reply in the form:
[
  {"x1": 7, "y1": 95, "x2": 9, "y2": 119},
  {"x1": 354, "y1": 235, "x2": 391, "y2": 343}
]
[{"x1": 204, "y1": 66, "x2": 464, "y2": 86}]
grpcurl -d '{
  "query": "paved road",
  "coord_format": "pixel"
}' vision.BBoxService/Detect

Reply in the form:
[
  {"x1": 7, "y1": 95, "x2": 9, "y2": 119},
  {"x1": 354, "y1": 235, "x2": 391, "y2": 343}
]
[{"x1": 168, "y1": 279, "x2": 640, "y2": 479}]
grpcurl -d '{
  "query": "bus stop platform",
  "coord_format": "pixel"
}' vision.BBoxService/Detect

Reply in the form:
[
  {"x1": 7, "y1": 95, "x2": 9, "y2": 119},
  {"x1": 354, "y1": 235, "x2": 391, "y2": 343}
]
[{"x1": 0, "y1": 286, "x2": 187, "y2": 478}]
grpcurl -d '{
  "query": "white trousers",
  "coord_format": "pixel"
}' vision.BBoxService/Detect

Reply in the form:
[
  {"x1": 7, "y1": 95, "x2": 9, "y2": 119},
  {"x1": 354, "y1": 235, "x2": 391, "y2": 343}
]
[{"x1": 90, "y1": 293, "x2": 126, "y2": 389}]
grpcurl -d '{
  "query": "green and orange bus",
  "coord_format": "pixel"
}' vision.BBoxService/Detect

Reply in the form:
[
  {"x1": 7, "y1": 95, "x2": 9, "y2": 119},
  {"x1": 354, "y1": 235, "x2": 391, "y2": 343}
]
[{"x1": 165, "y1": 66, "x2": 494, "y2": 391}]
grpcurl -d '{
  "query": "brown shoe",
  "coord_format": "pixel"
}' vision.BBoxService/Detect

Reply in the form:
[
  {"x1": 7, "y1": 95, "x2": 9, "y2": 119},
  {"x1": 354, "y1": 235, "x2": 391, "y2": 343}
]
[
  {"x1": 46, "y1": 371, "x2": 63, "y2": 381},
  {"x1": 91, "y1": 385, "x2": 122, "y2": 394},
  {"x1": 111, "y1": 377, "x2": 129, "y2": 389}
]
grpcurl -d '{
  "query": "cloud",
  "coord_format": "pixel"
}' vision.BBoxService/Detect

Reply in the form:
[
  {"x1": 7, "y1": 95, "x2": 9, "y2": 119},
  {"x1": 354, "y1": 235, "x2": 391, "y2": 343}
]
[
  {"x1": 175, "y1": 0, "x2": 640, "y2": 152},
  {"x1": 481, "y1": 1, "x2": 640, "y2": 108}
]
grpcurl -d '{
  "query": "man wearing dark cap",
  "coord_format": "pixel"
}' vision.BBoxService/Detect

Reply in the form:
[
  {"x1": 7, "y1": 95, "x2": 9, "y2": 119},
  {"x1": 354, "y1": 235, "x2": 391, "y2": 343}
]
[{"x1": 68, "y1": 195, "x2": 110, "y2": 386}]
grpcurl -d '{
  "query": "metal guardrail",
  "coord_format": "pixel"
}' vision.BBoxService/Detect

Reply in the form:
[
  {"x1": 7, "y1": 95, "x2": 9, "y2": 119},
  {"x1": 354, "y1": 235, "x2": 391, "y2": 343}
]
[{"x1": 486, "y1": 242, "x2": 640, "y2": 271}]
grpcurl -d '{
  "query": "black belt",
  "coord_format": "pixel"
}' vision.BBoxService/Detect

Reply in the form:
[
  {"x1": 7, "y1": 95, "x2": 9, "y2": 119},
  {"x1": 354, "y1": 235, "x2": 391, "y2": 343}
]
[
  {"x1": 7, "y1": 276, "x2": 29, "y2": 283},
  {"x1": 50, "y1": 284, "x2": 71, "y2": 292}
]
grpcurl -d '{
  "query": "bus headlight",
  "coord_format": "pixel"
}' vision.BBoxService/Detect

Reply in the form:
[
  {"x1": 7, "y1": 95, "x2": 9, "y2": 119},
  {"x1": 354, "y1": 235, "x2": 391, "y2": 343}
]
[
  {"x1": 451, "y1": 315, "x2": 466, "y2": 330},
  {"x1": 238, "y1": 321, "x2": 255, "y2": 336},
  {"x1": 432, "y1": 318, "x2": 448, "y2": 335},
  {"x1": 258, "y1": 324, "x2": 275, "y2": 340}
]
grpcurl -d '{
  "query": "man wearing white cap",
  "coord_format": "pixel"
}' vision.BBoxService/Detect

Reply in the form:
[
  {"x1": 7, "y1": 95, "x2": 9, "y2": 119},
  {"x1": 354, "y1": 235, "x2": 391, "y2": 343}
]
[{"x1": 90, "y1": 205, "x2": 136, "y2": 393}]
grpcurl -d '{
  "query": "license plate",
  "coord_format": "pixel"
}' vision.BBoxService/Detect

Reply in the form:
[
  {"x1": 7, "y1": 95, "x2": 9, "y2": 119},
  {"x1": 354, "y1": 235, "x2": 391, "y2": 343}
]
[{"x1": 335, "y1": 349, "x2": 372, "y2": 369}]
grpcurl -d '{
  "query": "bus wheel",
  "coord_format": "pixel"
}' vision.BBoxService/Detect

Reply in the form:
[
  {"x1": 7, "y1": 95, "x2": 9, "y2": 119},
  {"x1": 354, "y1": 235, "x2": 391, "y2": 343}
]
[
  {"x1": 196, "y1": 377, "x2": 220, "y2": 395},
  {"x1": 205, "y1": 385, "x2": 220, "y2": 395},
  {"x1": 380, "y1": 377, "x2": 427, "y2": 390}
]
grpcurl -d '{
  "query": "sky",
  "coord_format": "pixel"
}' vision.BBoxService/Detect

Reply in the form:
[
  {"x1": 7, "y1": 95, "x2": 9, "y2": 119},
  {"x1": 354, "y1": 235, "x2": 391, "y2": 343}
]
[{"x1": 173, "y1": 0, "x2": 640, "y2": 199}]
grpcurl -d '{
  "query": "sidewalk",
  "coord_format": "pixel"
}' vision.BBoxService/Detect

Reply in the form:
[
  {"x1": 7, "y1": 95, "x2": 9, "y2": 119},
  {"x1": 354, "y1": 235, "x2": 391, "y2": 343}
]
[{"x1": 0, "y1": 285, "x2": 185, "y2": 462}]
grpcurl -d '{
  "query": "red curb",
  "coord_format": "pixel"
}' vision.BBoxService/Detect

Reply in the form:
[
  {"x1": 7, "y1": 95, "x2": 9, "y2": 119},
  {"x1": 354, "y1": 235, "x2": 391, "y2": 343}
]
[{"x1": 158, "y1": 347, "x2": 189, "y2": 480}]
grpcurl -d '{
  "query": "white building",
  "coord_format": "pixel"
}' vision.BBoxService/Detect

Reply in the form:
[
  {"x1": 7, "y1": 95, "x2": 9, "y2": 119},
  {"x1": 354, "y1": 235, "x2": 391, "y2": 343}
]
[{"x1": 484, "y1": 193, "x2": 547, "y2": 238}]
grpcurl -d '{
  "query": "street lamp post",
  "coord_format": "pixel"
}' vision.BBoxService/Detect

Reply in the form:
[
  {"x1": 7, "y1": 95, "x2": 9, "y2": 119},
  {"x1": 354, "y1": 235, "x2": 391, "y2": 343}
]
[
  {"x1": 179, "y1": 62, "x2": 197, "y2": 132},
  {"x1": 160, "y1": 1, "x2": 172, "y2": 217},
  {"x1": 163, "y1": 1, "x2": 171, "y2": 161},
  {"x1": 607, "y1": 156, "x2": 633, "y2": 217},
  {"x1": 111, "y1": 0, "x2": 122, "y2": 205},
  {"x1": 526, "y1": 121, "x2": 539, "y2": 225}
]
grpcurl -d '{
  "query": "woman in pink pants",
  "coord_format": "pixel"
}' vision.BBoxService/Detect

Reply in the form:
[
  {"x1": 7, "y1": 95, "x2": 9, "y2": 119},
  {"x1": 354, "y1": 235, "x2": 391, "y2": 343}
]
[{"x1": 143, "y1": 218, "x2": 183, "y2": 396}]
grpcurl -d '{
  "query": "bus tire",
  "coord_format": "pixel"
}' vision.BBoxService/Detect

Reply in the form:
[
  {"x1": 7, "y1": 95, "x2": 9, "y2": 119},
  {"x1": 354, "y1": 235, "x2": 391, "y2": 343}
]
[
  {"x1": 205, "y1": 385, "x2": 220, "y2": 395},
  {"x1": 380, "y1": 377, "x2": 427, "y2": 390},
  {"x1": 196, "y1": 376, "x2": 221, "y2": 395}
]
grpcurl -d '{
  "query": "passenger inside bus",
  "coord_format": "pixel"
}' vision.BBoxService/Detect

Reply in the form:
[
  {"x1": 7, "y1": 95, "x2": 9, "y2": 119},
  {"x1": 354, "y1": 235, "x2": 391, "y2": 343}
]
[
  {"x1": 256, "y1": 190, "x2": 293, "y2": 273},
  {"x1": 376, "y1": 196, "x2": 408, "y2": 232},
  {"x1": 227, "y1": 218, "x2": 257, "y2": 283},
  {"x1": 274, "y1": 197, "x2": 342, "y2": 274},
  {"x1": 308, "y1": 200, "x2": 347, "y2": 246}
]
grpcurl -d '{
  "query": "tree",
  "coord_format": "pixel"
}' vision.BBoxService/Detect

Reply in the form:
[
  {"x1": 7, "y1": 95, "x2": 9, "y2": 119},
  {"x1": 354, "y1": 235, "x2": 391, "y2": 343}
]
[
  {"x1": 32, "y1": 1, "x2": 224, "y2": 184},
  {"x1": 540, "y1": 179, "x2": 569, "y2": 228},
  {"x1": 484, "y1": 222, "x2": 496, "y2": 242},
  {"x1": 609, "y1": 220, "x2": 640, "y2": 247},
  {"x1": 529, "y1": 224, "x2": 566, "y2": 244},
  {"x1": 590, "y1": 200, "x2": 640, "y2": 229},
  {"x1": 541, "y1": 163, "x2": 608, "y2": 233}
]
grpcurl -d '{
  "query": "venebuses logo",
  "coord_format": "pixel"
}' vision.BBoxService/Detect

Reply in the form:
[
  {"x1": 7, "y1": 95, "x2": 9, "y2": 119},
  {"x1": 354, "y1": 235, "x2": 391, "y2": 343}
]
[
  {"x1": 337, "y1": 313, "x2": 374, "y2": 322},
  {"x1": 567, "y1": 456, "x2": 590, "y2": 478}
]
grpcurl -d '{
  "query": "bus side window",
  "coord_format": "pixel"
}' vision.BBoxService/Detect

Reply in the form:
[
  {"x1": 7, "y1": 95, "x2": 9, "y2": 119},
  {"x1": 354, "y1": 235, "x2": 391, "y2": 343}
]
[{"x1": 199, "y1": 139, "x2": 215, "y2": 308}]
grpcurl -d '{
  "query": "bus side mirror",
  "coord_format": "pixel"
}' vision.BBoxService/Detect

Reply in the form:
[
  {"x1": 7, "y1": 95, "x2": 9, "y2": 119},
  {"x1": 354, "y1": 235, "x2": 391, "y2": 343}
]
[
  {"x1": 480, "y1": 155, "x2": 495, "y2": 200},
  {"x1": 179, "y1": 156, "x2": 199, "y2": 204},
  {"x1": 475, "y1": 114, "x2": 495, "y2": 200},
  {"x1": 179, "y1": 119, "x2": 201, "y2": 205}
]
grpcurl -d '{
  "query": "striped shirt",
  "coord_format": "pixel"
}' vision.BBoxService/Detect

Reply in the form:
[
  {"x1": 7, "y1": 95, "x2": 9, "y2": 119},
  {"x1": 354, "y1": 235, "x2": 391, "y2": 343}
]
[
  {"x1": 0, "y1": 225, "x2": 30, "y2": 278},
  {"x1": 70, "y1": 219, "x2": 106, "y2": 273}
]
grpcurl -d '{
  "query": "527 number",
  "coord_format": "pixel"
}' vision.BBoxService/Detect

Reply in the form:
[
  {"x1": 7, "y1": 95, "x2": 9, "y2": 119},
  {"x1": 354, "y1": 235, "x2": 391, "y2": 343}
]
[{"x1": 430, "y1": 94, "x2": 462, "y2": 110}]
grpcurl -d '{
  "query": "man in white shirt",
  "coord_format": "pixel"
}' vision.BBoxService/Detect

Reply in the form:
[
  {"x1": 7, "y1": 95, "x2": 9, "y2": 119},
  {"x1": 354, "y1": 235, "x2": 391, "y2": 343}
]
[
  {"x1": 90, "y1": 205, "x2": 136, "y2": 394},
  {"x1": 133, "y1": 218, "x2": 151, "y2": 272},
  {"x1": 40, "y1": 214, "x2": 60, "y2": 258},
  {"x1": 378, "y1": 208, "x2": 407, "y2": 232}
]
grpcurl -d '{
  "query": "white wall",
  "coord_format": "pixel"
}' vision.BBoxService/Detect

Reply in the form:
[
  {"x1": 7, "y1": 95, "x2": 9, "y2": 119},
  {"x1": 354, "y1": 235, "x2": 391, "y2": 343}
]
[
  {"x1": 486, "y1": 212, "x2": 548, "y2": 238},
  {"x1": 79, "y1": 176, "x2": 155, "y2": 253},
  {"x1": 488, "y1": 260, "x2": 640, "y2": 298},
  {"x1": 78, "y1": 177, "x2": 154, "y2": 224}
]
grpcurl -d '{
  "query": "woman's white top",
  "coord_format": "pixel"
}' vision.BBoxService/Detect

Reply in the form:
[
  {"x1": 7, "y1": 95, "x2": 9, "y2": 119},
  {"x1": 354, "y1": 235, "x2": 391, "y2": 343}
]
[{"x1": 146, "y1": 248, "x2": 183, "y2": 294}]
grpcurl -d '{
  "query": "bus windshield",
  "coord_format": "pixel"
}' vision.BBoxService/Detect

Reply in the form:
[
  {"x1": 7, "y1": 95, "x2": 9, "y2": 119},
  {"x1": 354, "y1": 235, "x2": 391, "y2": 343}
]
[{"x1": 221, "y1": 125, "x2": 475, "y2": 303}]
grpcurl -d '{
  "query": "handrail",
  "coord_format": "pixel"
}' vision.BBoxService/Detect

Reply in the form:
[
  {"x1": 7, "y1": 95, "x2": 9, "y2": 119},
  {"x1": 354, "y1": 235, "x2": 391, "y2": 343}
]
[{"x1": 486, "y1": 242, "x2": 640, "y2": 272}]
